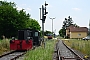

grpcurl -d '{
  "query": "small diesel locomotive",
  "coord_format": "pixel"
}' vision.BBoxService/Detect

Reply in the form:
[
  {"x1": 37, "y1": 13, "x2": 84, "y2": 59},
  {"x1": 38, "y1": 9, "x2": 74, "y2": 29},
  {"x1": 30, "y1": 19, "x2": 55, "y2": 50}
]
[{"x1": 10, "y1": 29, "x2": 41, "y2": 50}]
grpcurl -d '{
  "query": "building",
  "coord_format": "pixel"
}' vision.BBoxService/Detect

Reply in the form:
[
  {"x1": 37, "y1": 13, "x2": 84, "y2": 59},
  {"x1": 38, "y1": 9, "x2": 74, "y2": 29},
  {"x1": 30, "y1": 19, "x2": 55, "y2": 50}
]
[{"x1": 66, "y1": 25, "x2": 88, "y2": 39}]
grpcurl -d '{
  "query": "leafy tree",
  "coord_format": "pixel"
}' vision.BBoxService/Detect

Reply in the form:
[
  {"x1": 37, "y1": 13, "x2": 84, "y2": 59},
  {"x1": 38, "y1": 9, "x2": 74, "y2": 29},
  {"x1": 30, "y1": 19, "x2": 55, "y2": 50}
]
[
  {"x1": 27, "y1": 18, "x2": 41, "y2": 31},
  {"x1": 62, "y1": 16, "x2": 73, "y2": 29},
  {"x1": 59, "y1": 16, "x2": 73, "y2": 37},
  {"x1": 0, "y1": 1, "x2": 16, "y2": 7},
  {"x1": 0, "y1": 1, "x2": 41, "y2": 38},
  {"x1": 59, "y1": 29, "x2": 66, "y2": 37},
  {"x1": 73, "y1": 23, "x2": 79, "y2": 27},
  {"x1": 44, "y1": 30, "x2": 52, "y2": 36},
  {"x1": 16, "y1": 9, "x2": 30, "y2": 30},
  {"x1": 0, "y1": 1, "x2": 30, "y2": 38}
]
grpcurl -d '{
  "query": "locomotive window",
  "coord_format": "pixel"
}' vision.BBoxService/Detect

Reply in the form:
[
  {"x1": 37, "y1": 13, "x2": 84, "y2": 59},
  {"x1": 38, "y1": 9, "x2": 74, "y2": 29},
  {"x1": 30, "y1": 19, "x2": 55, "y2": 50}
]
[
  {"x1": 18, "y1": 30, "x2": 24, "y2": 40},
  {"x1": 27, "y1": 31, "x2": 31, "y2": 36},
  {"x1": 27, "y1": 32, "x2": 30, "y2": 36},
  {"x1": 29, "y1": 32, "x2": 31, "y2": 36},
  {"x1": 35, "y1": 32, "x2": 38, "y2": 36}
]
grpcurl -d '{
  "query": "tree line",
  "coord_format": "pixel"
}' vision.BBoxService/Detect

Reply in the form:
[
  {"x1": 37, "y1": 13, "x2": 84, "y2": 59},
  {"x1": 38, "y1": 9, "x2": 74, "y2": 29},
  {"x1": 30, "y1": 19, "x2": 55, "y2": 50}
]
[{"x1": 0, "y1": 1, "x2": 41, "y2": 38}]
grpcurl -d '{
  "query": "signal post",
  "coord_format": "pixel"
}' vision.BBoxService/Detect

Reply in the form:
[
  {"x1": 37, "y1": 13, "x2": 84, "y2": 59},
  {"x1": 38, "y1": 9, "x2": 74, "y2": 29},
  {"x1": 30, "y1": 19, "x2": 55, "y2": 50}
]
[{"x1": 40, "y1": 1, "x2": 48, "y2": 48}]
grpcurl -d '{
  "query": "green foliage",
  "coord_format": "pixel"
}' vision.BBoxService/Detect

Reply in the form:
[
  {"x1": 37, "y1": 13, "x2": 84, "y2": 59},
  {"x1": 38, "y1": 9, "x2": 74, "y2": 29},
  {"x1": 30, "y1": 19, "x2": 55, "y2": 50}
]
[
  {"x1": 0, "y1": 1, "x2": 16, "y2": 7},
  {"x1": 0, "y1": 1, "x2": 41, "y2": 38},
  {"x1": 59, "y1": 29, "x2": 66, "y2": 37},
  {"x1": 16, "y1": 9, "x2": 30, "y2": 30},
  {"x1": 62, "y1": 16, "x2": 73, "y2": 29},
  {"x1": 0, "y1": 2, "x2": 18, "y2": 37},
  {"x1": 44, "y1": 30, "x2": 52, "y2": 36},
  {"x1": 39, "y1": 30, "x2": 52, "y2": 37},
  {"x1": 27, "y1": 19, "x2": 41, "y2": 31},
  {"x1": 59, "y1": 16, "x2": 73, "y2": 37},
  {"x1": 73, "y1": 23, "x2": 79, "y2": 27}
]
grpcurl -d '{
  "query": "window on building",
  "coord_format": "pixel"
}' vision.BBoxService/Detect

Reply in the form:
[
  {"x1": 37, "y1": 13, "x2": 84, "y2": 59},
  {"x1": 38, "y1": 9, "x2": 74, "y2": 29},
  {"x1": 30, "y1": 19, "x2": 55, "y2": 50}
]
[{"x1": 78, "y1": 34, "x2": 81, "y2": 36}]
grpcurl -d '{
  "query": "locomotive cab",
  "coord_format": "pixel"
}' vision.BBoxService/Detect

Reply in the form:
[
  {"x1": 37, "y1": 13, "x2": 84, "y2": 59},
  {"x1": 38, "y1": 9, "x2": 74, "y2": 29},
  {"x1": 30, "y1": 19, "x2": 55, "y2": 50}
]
[
  {"x1": 18, "y1": 30, "x2": 33, "y2": 40},
  {"x1": 10, "y1": 29, "x2": 41, "y2": 50},
  {"x1": 18, "y1": 29, "x2": 41, "y2": 46},
  {"x1": 10, "y1": 29, "x2": 33, "y2": 50}
]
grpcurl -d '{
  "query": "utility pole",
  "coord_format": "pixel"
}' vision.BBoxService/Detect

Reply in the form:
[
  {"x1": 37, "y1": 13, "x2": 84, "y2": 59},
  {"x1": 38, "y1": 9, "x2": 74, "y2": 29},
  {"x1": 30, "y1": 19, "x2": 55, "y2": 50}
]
[
  {"x1": 39, "y1": 1, "x2": 48, "y2": 48},
  {"x1": 49, "y1": 17, "x2": 56, "y2": 35}
]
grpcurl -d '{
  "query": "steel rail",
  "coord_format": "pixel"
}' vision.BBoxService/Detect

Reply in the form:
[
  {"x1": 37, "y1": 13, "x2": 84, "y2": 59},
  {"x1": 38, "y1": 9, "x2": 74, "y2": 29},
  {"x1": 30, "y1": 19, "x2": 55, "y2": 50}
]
[
  {"x1": 55, "y1": 40, "x2": 84, "y2": 60},
  {"x1": 0, "y1": 46, "x2": 36, "y2": 60},
  {"x1": 61, "y1": 40, "x2": 84, "y2": 60},
  {"x1": 0, "y1": 50, "x2": 16, "y2": 58},
  {"x1": 10, "y1": 52, "x2": 26, "y2": 60},
  {"x1": 0, "y1": 51, "x2": 26, "y2": 60}
]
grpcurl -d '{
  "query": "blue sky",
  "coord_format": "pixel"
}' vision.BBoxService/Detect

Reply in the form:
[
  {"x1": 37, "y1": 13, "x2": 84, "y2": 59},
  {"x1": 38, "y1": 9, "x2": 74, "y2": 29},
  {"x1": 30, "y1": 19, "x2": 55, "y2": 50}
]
[{"x1": 1, "y1": 0, "x2": 90, "y2": 34}]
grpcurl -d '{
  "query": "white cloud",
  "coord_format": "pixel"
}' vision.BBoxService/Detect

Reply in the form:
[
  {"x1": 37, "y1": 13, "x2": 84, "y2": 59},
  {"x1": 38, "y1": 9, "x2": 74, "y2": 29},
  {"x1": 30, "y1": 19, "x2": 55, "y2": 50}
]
[{"x1": 72, "y1": 8, "x2": 81, "y2": 11}]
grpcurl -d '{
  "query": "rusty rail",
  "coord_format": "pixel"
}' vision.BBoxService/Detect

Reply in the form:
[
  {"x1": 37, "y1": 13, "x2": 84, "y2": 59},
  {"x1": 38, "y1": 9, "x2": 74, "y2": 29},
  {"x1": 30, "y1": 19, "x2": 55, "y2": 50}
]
[
  {"x1": 0, "y1": 51, "x2": 26, "y2": 60},
  {"x1": 0, "y1": 50, "x2": 16, "y2": 58},
  {"x1": 10, "y1": 52, "x2": 26, "y2": 60}
]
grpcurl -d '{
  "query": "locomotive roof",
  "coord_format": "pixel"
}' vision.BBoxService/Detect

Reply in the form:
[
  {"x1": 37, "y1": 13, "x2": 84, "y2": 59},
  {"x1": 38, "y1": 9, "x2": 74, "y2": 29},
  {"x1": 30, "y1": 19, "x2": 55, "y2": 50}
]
[{"x1": 18, "y1": 28, "x2": 39, "y2": 32}]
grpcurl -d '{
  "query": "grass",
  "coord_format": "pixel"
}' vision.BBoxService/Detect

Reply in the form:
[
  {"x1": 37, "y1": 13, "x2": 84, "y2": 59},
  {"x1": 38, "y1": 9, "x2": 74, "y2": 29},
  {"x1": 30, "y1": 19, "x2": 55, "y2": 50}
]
[
  {"x1": 0, "y1": 39, "x2": 10, "y2": 55},
  {"x1": 63, "y1": 39, "x2": 90, "y2": 56},
  {"x1": 24, "y1": 39, "x2": 57, "y2": 60}
]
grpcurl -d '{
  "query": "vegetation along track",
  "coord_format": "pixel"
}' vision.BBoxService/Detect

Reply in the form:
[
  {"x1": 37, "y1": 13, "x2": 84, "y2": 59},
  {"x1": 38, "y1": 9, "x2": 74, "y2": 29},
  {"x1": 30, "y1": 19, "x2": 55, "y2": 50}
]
[
  {"x1": 55, "y1": 39, "x2": 84, "y2": 60},
  {"x1": 0, "y1": 50, "x2": 26, "y2": 60}
]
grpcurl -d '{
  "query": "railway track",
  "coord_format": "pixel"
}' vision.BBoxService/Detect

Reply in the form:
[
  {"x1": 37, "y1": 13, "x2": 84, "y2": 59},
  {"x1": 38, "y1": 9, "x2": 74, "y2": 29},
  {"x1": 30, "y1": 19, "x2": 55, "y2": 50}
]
[
  {"x1": 0, "y1": 50, "x2": 26, "y2": 60},
  {"x1": 55, "y1": 39, "x2": 84, "y2": 60}
]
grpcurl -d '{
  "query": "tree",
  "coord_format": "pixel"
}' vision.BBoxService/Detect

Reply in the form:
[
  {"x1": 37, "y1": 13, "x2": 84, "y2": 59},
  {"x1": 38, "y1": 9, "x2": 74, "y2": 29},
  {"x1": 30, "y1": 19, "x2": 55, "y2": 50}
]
[
  {"x1": 73, "y1": 23, "x2": 79, "y2": 27},
  {"x1": 44, "y1": 30, "x2": 52, "y2": 36},
  {"x1": 0, "y1": 1, "x2": 16, "y2": 7},
  {"x1": 0, "y1": 1, "x2": 30, "y2": 38},
  {"x1": 59, "y1": 16, "x2": 73, "y2": 37},
  {"x1": 59, "y1": 16, "x2": 79, "y2": 37},
  {"x1": 27, "y1": 18, "x2": 41, "y2": 31},
  {"x1": 0, "y1": 1, "x2": 41, "y2": 38},
  {"x1": 59, "y1": 29, "x2": 66, "y2": 37},
  {"x1": 16, "y1": 9, "x2": 30, "y2": 30},
  {"x1": 62, "y1": 16, "x2": 73, "y2": 29}
]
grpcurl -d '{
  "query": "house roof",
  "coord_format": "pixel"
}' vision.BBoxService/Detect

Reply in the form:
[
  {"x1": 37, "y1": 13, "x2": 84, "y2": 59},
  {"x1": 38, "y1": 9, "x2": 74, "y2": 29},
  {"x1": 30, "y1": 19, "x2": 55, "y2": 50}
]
[{"x1": 67, "y1": 25, "x2": 88, "y2": 32}]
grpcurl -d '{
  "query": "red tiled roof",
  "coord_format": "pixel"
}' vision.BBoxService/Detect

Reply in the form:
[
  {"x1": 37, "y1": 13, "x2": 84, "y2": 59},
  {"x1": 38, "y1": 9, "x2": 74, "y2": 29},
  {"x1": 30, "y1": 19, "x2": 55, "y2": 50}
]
[{"x1": 67, "y1": 25, "x2": 88, "y2": 32}]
